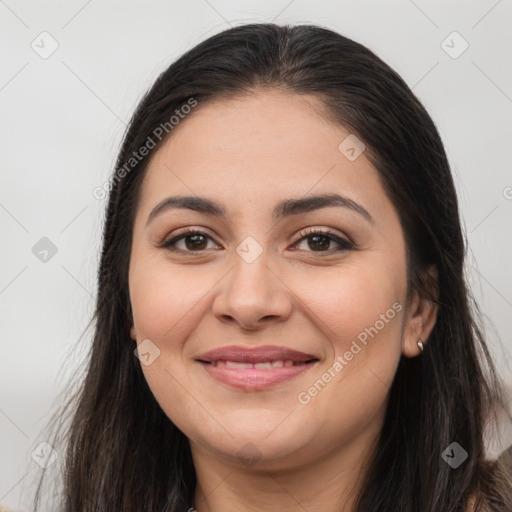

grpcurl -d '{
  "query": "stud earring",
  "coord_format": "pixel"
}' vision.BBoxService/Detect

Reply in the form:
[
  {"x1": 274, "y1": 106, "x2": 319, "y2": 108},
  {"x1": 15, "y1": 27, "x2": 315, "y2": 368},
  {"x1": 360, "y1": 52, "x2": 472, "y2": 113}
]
[{"x1": 417, "y1": 338, "x2": 424, "y2": 352}]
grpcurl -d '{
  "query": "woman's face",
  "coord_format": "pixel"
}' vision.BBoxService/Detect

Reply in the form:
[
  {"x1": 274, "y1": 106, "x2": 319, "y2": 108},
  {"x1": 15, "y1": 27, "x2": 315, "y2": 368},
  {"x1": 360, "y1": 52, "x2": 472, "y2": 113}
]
[{"x1": 128, "y1": 90, "x2": 431, "y2": 471}]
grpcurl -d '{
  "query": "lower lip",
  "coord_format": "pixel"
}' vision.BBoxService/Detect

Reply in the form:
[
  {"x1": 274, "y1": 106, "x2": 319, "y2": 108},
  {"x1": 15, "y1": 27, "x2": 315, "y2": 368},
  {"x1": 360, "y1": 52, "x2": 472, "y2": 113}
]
[{"x1": 198, "y1": 361, "x2": 318, "y2": 391}]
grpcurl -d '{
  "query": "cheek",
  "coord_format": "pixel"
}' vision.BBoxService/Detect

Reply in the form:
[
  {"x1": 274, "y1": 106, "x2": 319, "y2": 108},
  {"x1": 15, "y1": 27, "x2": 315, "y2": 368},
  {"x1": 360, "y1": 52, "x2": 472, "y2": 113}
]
[
  {"x1": 128, "y1": 260, "x2": 214, "y2": 434},
  {"x1": 129, "y1": 257, "x2": 214, "y2": 342},
  {"x1": 293, "y1": 260, "x2": 404, "y2": 343},
  {"x1": 288, "y1": 257, "x2": 405, "y2": 396},
  {"x1": 291, "y1": 267, "x2": 404, "y2": 444}
]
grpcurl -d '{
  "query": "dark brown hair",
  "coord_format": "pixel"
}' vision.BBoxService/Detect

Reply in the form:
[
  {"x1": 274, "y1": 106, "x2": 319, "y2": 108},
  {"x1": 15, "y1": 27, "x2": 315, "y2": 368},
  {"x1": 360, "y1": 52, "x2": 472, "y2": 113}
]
[{"x1": 33, "y1": 22, "x2": 512, "y2": 511}]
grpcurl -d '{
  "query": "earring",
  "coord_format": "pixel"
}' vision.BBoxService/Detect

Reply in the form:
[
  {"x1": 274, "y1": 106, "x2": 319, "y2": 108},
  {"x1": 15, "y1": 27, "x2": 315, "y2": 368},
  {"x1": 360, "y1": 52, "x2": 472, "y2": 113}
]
[{"x1": 417, "y1": 338, "x2": 424, "y2": 352}]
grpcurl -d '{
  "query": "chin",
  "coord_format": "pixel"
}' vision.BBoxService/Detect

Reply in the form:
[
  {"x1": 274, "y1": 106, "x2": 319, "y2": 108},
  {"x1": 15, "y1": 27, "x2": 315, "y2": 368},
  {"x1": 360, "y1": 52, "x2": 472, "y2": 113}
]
[
  {"x1": 200, "y1": 435, "x2": 314, "y2": 472},
  {"x1": 188, "y1": 414, "x2": 318, "y2": 468}
]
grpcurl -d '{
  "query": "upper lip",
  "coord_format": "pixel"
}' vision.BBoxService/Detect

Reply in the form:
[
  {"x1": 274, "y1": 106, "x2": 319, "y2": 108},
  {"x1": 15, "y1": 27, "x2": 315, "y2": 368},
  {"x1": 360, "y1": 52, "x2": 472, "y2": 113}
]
[{"x1": 196, "y1": 345, "x2": 319, "y2": 364}]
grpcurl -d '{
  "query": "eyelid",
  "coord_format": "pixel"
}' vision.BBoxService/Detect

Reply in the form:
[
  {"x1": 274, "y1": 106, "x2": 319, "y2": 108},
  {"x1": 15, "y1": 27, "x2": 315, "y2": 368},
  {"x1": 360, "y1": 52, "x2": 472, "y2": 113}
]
[
  {"x1": 159, "y1": 225, "x2": 355, "y2": 254},
  {"x1": 158, "y1": 226, "x2": 219, "y2": 250},
  {"x1": 296, "y1": 226, "x2": 353, "y2": 245}
]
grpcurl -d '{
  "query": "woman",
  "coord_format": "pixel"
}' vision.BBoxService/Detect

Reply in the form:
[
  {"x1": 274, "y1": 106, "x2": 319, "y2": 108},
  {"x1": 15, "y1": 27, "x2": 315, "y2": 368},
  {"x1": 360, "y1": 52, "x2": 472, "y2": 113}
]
[{"x1": 33, "y1": 23, "x2": 512, "y2": 511}]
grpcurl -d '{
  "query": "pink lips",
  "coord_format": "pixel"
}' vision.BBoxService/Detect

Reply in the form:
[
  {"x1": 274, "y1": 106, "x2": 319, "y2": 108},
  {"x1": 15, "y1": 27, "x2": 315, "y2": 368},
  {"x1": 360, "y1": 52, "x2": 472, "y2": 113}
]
[{"x1": 196, "y1": 345, "x2": 319, "y2": 391}]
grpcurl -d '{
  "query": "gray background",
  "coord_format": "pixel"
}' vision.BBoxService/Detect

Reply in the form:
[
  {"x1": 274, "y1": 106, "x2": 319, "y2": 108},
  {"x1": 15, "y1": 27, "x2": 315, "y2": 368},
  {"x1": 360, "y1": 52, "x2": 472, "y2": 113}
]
[{"x1": 1, "y1": 0, "x2": 511, "y2": 509}]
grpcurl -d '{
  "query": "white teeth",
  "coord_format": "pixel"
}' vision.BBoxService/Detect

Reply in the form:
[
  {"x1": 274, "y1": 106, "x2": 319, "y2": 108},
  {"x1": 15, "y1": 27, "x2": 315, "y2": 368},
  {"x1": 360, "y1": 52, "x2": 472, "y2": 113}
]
[
  {"x1": 254, "y1": 361, "x2": 272, "y2": 369},
  {"x1": 224, "y1": 361, "x2": 253, "y2": 369},
  {"x1": 210, "y1": 359, "x2": 299, "y2": 369}
]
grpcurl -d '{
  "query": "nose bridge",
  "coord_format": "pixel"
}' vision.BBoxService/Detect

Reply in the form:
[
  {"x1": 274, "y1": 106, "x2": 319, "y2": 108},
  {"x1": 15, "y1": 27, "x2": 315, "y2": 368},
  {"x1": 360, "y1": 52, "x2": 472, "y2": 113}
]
[
  {"x1": 230, "y1": 234, "x2": 275, "y2": 301},
  {"x1": 211, "y1": 234, "x2": 292, "y2": 328},
  {"x1": 235, "y1": 234, "x2": 266, "y2": 266}
]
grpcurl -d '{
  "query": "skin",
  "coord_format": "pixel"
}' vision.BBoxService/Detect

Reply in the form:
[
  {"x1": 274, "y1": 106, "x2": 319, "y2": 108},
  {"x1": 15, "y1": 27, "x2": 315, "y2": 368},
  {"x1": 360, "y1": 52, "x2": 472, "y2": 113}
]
[{"x1": 128, "y1": 90, "x2": 438, "y2": 512}]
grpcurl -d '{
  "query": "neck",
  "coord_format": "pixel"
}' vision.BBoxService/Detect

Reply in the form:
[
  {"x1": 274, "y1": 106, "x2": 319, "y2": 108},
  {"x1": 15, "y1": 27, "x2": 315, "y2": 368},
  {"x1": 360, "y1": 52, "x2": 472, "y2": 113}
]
[{"x1": 190, "y1": 422, "x2": 380, "y2": 512}]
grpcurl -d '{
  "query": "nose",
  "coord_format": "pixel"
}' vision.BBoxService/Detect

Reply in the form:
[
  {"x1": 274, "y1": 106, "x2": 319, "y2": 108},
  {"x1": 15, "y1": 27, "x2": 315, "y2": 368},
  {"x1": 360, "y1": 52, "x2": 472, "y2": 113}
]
[{"x1": 211, "y1": 249, "x2": 293, "y2": 331}]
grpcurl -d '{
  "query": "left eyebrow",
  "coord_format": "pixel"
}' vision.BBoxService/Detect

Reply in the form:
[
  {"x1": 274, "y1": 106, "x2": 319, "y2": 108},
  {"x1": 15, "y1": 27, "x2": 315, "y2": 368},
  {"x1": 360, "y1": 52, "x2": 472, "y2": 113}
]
[{"x1": 146, "y1": 193, "x2": 375, "y2": 227}]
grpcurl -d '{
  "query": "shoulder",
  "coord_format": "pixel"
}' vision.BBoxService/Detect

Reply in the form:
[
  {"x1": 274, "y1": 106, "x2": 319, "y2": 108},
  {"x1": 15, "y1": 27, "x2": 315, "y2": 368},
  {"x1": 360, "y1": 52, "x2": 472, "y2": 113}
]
[
  {"x1": 467, "y1": 494, "x2": 476, "y2": 512},
  {"x1": 466, "y1": 493, "x2": 489, "y2": 512},
  {"x1": 0, "y1": 505, "x2": 26, "y2": 512},
  {"x1": 466, "y1": 493, "x2": 493, "y2": 512}
]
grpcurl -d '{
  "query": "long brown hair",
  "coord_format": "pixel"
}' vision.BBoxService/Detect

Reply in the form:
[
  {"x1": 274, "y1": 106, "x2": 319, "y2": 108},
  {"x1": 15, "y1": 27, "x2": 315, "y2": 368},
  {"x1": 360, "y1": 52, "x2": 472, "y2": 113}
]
[{"x1": 33, "y1": 23, "x2": 512, "y2": 511}]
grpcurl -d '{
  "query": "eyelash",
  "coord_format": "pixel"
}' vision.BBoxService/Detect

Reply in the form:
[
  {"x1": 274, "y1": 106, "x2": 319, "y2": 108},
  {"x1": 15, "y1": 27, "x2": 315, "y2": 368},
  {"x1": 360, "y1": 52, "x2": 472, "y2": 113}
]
[{"x1": 159, "y1": 227, "x2": 355, "y2": 255}]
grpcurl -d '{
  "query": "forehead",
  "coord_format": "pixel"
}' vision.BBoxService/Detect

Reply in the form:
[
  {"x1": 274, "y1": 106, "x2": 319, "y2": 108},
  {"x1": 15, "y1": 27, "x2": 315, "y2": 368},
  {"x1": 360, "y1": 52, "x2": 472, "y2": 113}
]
[{"x1": 138, "y1": 90, "x2": 389, "y2": 222}]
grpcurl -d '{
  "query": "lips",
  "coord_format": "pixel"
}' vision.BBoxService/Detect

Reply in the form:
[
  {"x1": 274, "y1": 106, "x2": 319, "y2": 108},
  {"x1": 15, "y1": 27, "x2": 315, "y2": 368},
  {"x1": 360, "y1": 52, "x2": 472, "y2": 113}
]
[
  {"x1": 196, "y1": 345, "x2": 319, "y2": 365},
  {"x1": 196, "y1": 345, "x2": 320, "y2": 391}
]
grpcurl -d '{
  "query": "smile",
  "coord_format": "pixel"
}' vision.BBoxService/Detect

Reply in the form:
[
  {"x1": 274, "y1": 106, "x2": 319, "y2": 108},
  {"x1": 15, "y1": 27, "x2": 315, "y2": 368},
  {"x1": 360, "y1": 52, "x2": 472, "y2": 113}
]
[
  {"x1": 195, "y1": 345, "x2": 320, "y2": 390},
  {"x1": 204, "y1": 359, "x2": 313, "y2": 368}
]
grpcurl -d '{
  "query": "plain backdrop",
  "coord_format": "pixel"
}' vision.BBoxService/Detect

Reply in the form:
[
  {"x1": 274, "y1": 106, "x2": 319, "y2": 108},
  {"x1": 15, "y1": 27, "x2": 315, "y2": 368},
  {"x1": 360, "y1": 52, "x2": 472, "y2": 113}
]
[{"x1": 1, "y1": 0, "x2": 511, "y2": 509}]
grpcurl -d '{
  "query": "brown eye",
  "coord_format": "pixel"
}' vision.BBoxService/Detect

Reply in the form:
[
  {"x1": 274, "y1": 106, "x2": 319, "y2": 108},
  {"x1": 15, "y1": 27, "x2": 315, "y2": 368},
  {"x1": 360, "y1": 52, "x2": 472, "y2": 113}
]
[
  {"x1": 160, "y1": 227, "x2": 354, "y2": 255},
  {"x1": 293, "y1": 229, "x2": 354, "y2": 253},
  {"x1": 161, "y1": 229, "x2": 219, "y2": 253}
]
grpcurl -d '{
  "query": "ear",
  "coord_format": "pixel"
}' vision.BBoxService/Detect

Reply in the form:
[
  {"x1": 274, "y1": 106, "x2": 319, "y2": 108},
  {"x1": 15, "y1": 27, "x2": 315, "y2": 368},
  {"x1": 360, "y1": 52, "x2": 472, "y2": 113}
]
[
  {"x1": 402, "y1": 265, "x2": 439, "y2": 358},
  {"x1": 130, "y1": 325, "x2": 137, "y2": 341}
]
